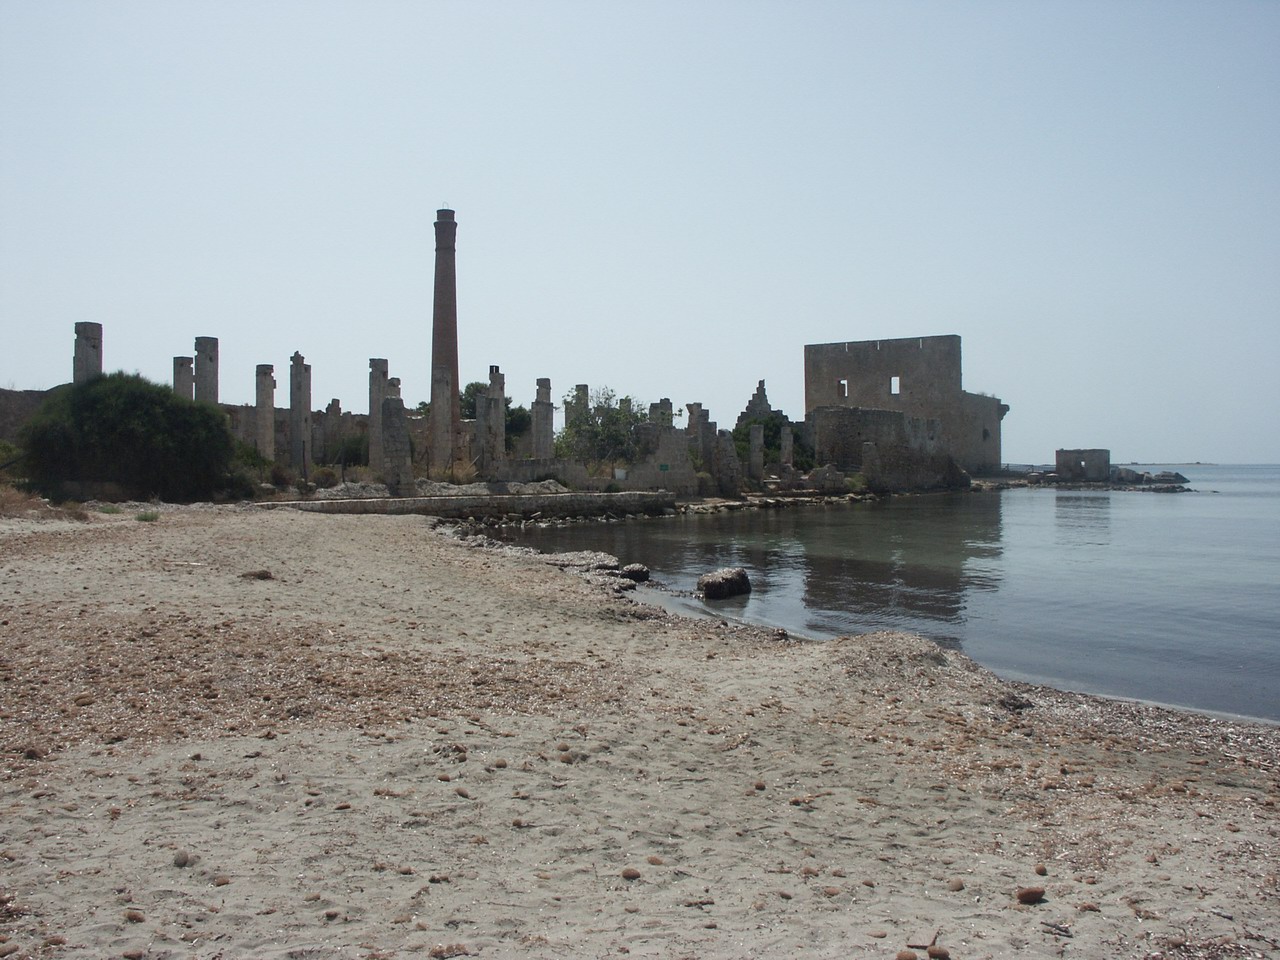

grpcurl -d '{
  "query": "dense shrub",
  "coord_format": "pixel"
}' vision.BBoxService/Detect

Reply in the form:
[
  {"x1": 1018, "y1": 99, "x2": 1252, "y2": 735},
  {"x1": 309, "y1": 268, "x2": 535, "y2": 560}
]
[
  {"x1": 20, "y1": 373, "x2": 235, "y2": 502},
  {"x1": 555, "y1": 386, "x2": 647, "y2": 470}
]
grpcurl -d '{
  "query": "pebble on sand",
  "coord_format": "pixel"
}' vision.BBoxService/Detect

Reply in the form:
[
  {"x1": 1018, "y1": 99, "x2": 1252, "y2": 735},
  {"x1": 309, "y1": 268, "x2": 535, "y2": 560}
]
[
  {"x1": 621, "y1": 867, "x2": 641, "y2": 881},
  {"x1": 1016, "y1": 886, "x2": 1046, "y2": 904}
]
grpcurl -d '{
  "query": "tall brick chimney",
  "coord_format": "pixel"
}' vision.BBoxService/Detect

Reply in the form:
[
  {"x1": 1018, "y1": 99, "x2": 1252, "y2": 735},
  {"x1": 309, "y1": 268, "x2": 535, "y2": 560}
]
[{"x1": 428, "y1": 208, "x2": 460, "y2": 477}]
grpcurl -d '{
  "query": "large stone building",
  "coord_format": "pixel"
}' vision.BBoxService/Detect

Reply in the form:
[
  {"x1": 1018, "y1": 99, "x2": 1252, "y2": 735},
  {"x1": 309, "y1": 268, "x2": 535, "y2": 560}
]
[{"x1": 804, "y1": 334, "x2": 1007, "y2": 475}]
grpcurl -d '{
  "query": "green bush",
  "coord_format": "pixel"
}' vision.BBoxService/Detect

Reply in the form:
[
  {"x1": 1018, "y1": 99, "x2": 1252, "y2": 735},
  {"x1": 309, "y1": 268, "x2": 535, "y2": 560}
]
[
  {"x1": 311, "y1": 466, "x2": 339, "y2": 489},
  {"x1": 20, "y1": 373, "x2": 236, "y2": 503}
]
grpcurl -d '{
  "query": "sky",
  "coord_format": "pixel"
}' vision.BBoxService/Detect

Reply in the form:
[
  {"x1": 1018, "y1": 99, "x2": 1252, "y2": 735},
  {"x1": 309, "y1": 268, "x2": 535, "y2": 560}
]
[{"x1": 1, "y1": 1, "x2": 1277, "y2": 465}]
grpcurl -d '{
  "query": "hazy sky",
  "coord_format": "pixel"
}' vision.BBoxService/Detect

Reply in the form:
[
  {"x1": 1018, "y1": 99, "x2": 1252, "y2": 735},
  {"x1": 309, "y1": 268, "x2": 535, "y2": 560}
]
[{"x1": 2, "y1": 2, "x2": 1277, "y2": 464}]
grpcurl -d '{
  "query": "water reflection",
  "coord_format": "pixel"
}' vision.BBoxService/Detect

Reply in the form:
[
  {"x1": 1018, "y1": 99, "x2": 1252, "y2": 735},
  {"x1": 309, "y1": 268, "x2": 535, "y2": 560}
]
[
  {"x1": 1054, "y1": 492, "x2": 1111, "y2": 546},
  {"x1": 496, "y1": 494, "x2": 1005, "y2": 649}
]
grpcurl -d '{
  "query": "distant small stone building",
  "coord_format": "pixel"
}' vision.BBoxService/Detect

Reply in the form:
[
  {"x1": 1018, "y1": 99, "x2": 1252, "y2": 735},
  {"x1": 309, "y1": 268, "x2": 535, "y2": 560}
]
[{"x1": 1055, "y1": 448, "x2": 1110, "y2": 481}]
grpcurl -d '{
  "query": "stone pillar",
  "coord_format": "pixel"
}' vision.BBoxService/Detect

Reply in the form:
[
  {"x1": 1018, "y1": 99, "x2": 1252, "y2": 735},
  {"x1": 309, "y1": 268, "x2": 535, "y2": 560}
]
[
  {"x1": 566, "y1": 384, "x2": 590, "y2": 427},
  {"x1": 749, "y1": 423, "x2": 765, "y2": 481},
  {"x1": 369, "y1": 358, "x2": 388, "y2": 476},
  {"x1": 648, "y1": 398, "x2": 673, "y2": 427},
  {"x1": 289, "y1": 352, "x2": 312, "y2": 476},
  {"x1": 532, "y1": 377, "x2": 554, "y2": 459},
  {"x1": 255, "y1": 364, "x2": 275, "y2": 459},
  {"x1": 194, "y1": 337, "x2": 219, "y2": 404},
  {"x1": 714, "y1": 429, "x2": 743, "y2": 497},
  {"x1": 428, "y1": 208, "x2": 461, "y2": 478},
  {"x1": 382, "y1": 389, "x2": 415, "y2": 497},
  {"x1": 780, "y1": 422, "x2": 794, "y2": 467},
  {"x1": 173, "y1": 357, "x2": 194, "y2": 400},
  {"x1": 475, "y1": 364, "x2": 506, "y2": 475},
  {"x1": 685, "y1": 402, "x2": 715, "y2": 467},
  {"x1": 73, "y1": 322, "x2": 103, "y2": 384}
]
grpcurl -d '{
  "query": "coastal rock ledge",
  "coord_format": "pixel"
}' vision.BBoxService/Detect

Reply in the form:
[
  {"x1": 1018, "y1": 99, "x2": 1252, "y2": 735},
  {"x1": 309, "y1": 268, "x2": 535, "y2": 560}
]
[{"x1": 697, "y1": 566, "x2": 752, "y2": 599}]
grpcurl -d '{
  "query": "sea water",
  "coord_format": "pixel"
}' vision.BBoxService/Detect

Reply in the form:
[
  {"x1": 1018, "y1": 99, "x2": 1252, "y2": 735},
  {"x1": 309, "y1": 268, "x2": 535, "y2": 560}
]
[{"x1": 498, "y1": 465, "x2": 1280, "y2": 723}]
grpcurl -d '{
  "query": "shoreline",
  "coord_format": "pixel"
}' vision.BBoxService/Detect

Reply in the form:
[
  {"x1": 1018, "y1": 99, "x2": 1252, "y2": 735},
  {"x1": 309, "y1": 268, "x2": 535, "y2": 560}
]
[{"x1": 2, "y1": 504, "x2": 1277, "y2": 958}]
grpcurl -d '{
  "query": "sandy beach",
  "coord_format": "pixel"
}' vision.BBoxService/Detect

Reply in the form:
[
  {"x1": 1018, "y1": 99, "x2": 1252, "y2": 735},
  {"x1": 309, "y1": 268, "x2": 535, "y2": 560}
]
[{"x1": 1, "y1": 502, "x2": 1277, "y2": 959}]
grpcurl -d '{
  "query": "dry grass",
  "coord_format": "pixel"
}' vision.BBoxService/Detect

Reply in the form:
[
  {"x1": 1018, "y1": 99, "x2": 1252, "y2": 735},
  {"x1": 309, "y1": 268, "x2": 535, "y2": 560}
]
[{"x1": 0, "y1": 484, "x2": 96, "y2": 521}]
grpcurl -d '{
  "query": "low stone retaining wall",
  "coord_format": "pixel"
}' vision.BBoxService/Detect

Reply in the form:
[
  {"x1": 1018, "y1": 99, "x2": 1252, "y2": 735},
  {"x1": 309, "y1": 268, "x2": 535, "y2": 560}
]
[{"x1": 257, "y1": 490, "x2": 677, "y2": 520}]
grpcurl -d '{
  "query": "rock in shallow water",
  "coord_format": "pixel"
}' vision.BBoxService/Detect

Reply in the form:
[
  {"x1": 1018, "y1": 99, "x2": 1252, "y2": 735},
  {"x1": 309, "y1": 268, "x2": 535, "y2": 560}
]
[{"x1": 697, "y1": 567, "x2": 752, "y2": 599}]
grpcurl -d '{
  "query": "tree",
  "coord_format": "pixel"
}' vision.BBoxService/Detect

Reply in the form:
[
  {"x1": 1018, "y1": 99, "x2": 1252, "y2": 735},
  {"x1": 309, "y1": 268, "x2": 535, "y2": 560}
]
[
  {"x1": 555, "y1": 386, "x2": 648, "y2": 470},
  {"x1": 20, "y1": 372, "x2": 236, "y2": 502}
]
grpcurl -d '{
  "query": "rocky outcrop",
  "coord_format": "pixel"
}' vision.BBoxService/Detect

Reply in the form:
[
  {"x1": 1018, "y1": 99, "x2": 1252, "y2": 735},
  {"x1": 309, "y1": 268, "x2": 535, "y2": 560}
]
[{"x1": 697, "y1": 567, "x2": 752, "y2": 600}]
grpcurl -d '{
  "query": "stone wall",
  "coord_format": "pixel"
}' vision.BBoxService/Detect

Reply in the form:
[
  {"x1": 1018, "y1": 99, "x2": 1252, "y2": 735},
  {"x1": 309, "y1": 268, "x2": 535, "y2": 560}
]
[
  {"x1": 1056, "y1": 448, "x2": 1110, "y2": 481},
  {"x1": 807, "y1": 405, "x2": 965, "y2": 491},
  {"x1": 803, "y1": 334, "x2": 1006, "y2": 474}
]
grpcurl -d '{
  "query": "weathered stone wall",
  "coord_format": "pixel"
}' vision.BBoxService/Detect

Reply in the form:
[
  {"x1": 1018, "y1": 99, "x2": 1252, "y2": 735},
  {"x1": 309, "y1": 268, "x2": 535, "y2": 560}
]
[
  {"x1": 497, "y1": 457, "x2": 590, "y2": 489},
  {"x1": 803, "y1": 334, "x2": 1006, "y2": 474},
  {"x1": 1056, "y1": 448, "x2": 1110, "y2": 481},
  {"x1": 621, "y1": 427, "x2": 698, "y2": 497},
  {"x1": 736, "y1": 379, "x2": 774, "y2": 428},
  {"x1": 808, "y1": 406, "x2": 967, "y2": 492}
]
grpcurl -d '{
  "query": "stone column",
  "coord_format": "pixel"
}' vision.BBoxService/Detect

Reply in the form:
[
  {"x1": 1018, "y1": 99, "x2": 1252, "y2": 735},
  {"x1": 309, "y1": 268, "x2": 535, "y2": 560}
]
[
  {"x1": 194, "y1": 337, "x2": 219, "y2": 404},
  {"x1": 255, "y1": 364, "x2": 275, "y2": 459},
  {"x1": 566, "y1": 384, "x2": 590, "y2": 427},
  {"x1": 780, "y1": 422, "x2": 794, "y2": 467},
  {"x1": 73, "y1": 322, "x2": 103, "y2": 384},
  {"x1": 428, "y1": 208, "x2": 461, "y2": 478},
  {"x1": 532, "y1": 377, "x2": 554, "y2": 459},
  {"x1": 173, "y1": 357, "x2": 195, "y2": 400},
  {"x1": 289, "y1": 352, "x2": 312, "y2": 476},
  {"x1": 382, "y1": 385, "x2": 415, "y2": 497},
  {"x1": 749, "y1": 423, "x2": 765, "y2": 481},
  {"x1": 648, "y1": 398, "x2": 673, "y2": 427},
  {"x1": 714, "y1": 429, "x2": 743, "y2": 497},
  {"x1": 369, "y1": 358, "x2": 388, "y2": 476},
  {"x1": 476, "y1": 364, "x2": 506, "y2": 475}
]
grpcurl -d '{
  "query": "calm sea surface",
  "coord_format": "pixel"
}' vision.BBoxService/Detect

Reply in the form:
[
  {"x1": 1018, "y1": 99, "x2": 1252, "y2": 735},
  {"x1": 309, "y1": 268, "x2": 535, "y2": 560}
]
[{"x1": 498, "y1": 465, "x2": 1280, "y2": 723}]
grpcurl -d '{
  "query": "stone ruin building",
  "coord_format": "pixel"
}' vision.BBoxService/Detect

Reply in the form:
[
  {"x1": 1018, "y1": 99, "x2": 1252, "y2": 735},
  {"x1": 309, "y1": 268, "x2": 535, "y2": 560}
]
[
  {"x1": 1055, "y1": 448, "x2": 1110, "y2": 481},
  {"x1": 2, "y1": 214, "x2": 1011, "y2": 500},
  {"x1": 803, "y1": 334, "x2": 1008, "y2": 487}
]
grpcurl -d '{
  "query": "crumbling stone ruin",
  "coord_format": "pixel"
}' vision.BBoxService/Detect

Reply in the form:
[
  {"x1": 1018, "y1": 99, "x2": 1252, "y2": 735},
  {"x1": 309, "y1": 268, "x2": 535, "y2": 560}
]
[
  {"x1": 173, "y1": 356, "x2": 194, "y2": 400},
  {"x1": 3, "y1": 211, "x2": 1013, "y2": 502},
  {"x1": 73, "y1": 322, "x2": 102, "y2": 385},
  {"x1": 194, "y1": 337, "x2": 219, "y2": 404},
  {"x1": 804, "y1": 334, "x2": 1008, "y2": 483},
  {"x1": 1056, "y1": 448, "x2": 1110, "y2": 481}
]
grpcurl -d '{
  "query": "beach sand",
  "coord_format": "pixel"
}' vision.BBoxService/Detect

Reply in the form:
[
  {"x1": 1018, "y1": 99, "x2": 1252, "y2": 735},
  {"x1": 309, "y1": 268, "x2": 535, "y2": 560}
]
[{"x1": 1, "y1": 503, "x2": 1277, "y2": 959}]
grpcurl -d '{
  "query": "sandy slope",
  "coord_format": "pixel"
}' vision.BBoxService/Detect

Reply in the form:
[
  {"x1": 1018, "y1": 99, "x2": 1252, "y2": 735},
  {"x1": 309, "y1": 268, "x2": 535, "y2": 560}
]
[{"x1": 1, "y1": 505, "x2": 1277, "y2": 959}]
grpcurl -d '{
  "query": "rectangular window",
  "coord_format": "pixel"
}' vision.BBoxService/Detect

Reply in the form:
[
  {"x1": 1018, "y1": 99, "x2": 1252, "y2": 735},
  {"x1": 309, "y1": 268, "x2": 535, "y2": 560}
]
[
  {"x1": 838, "y1": 379, "x2": 848, "y2": 399},
  {"x1": 890, "y1": 375, "x2": 901, "y2": 395}
]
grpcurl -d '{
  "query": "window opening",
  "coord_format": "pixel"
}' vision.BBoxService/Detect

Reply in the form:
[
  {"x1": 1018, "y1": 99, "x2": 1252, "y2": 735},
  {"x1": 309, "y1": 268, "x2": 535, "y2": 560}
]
[{"x1": 890, "y1": 375, "x2": 900, "y2": 396}]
